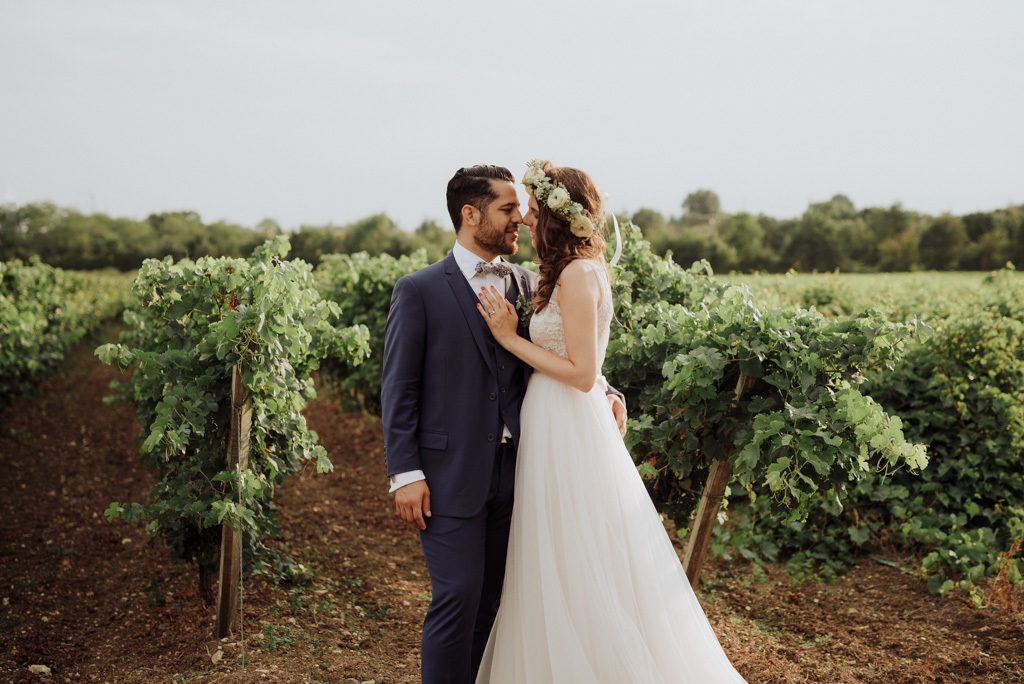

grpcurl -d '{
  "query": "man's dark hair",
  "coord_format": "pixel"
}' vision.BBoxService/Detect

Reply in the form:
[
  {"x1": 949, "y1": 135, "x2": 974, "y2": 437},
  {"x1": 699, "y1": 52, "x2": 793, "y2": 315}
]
[{"x1": 446, "y1": 165, "x2": 515, "y2": 232}]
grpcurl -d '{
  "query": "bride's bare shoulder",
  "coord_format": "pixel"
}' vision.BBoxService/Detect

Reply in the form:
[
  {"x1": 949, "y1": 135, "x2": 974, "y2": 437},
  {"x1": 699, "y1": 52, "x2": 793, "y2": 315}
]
[
  {"x1": 557, "y1": 260, "x2": 603, "y2": 298},
  {"x1": 562, "y1": 259, "x2": 607, "y2": 283}
]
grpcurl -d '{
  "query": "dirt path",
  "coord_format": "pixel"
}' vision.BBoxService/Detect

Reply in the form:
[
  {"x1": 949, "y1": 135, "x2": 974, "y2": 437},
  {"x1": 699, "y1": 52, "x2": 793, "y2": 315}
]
[{"x1": 1, "y1": 337, "x2": 1022, "y2": 683}]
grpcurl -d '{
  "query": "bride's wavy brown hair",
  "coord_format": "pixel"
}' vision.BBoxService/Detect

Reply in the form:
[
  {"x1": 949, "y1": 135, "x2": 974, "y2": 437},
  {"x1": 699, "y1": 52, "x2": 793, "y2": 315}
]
[{"x1": 531, "y1": 162, "x2": 606, "y2": 313}]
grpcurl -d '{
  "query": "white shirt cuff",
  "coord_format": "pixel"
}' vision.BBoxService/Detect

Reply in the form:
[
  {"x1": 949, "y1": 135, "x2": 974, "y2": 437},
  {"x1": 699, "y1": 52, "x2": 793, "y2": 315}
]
[{"x1": 389, "y1": 469, "x2": 426, "y2": 493}]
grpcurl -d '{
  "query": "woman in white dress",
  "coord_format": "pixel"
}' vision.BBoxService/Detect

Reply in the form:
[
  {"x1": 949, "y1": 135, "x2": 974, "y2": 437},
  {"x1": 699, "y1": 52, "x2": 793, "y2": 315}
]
[{"x1": 473, "y1": 160, "x2": 746, "y2": 683}]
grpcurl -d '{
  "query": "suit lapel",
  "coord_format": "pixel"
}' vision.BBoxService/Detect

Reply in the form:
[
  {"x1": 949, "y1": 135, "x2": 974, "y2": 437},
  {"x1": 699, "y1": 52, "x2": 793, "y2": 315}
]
[
  {"x1": 509, "y1": 264, "x2": 538, "y2": 340},
  {"x1": 446, "y1": 253, "x2": 498, "y2": 379},
  {"x1": 503, "y1": 263, "x2": 527, "y2": 338},
  {"x1": 504, "y1": 261, "x2": 520, "y2": 307}
]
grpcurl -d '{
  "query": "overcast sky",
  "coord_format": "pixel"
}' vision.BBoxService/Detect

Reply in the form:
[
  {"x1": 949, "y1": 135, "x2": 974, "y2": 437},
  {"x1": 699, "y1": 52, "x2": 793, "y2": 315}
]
[{"x1": 2, "y1": 1, "x2": 1022, "y2": 231}]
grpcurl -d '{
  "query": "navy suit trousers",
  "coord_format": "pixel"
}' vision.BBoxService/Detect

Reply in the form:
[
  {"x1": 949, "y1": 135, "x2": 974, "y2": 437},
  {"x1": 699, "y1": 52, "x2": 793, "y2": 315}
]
[{"x1": 418, "y1": 440, "x2": 516, "y2": 684}]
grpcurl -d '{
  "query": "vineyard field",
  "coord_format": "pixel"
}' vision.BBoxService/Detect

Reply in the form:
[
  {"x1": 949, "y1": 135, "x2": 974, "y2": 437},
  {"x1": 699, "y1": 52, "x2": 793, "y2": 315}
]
[
  {"x1": 712, "y1": 266, "x2": 1024, "y2": 602},
  {"x1": 728, "y1": 269, "x2": 1023, "y2": 320},
  {"x1": 0, "y1": 335, "x2": 1021, "y2": 682},
  {"x1": 1, "y1": 259, "x2": 131, "y2": 416},
  {"x1": 311, "y1": 243, "x2": 1024, "y2": 606},
  {"x1": 2, "y1": 241, "x2": 1022, "y2": 682}
]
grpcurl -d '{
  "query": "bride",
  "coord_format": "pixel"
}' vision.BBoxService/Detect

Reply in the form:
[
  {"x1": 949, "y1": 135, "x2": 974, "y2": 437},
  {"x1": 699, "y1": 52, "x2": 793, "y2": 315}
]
[{"x1": 473, "y1": 160, "x2": 746, "y2": 683}]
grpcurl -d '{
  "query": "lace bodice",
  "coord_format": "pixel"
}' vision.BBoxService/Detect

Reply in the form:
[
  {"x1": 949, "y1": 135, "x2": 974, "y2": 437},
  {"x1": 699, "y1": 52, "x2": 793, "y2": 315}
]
[{"x1": 529, "y1": 259, "x2": 613, "y2": 364}]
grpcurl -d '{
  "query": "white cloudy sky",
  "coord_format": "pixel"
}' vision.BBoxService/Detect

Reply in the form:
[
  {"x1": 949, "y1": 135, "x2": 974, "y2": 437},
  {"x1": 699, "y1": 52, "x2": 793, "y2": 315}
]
[{"x1": 2, "y1": 0, "x2": 1022, "y2": 230}]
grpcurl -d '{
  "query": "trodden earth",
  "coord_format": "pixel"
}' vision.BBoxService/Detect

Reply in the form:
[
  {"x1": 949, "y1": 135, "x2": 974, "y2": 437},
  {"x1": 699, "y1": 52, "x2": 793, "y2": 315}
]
[{"x1": 1, "y1": 333, "x2": 1022, "y2": 683}]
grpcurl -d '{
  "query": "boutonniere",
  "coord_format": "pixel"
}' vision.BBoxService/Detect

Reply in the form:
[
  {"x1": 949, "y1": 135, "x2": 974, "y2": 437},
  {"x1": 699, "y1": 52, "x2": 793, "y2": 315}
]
[
  {"x1": 516, "y1": 273, "x2": 535, "y2": 328},
  {"x1": 516, "y1": 293, "x2": 535, "y2": 328}
]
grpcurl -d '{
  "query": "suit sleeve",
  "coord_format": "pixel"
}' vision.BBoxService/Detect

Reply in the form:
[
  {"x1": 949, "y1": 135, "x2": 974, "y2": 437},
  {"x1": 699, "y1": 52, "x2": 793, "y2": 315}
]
[
  {"x1": 381, "y1": 275, "x2": 428, "y2": 478},
  {"x1": 602, "y1": 376, "x2": 624, "y2": 399}
]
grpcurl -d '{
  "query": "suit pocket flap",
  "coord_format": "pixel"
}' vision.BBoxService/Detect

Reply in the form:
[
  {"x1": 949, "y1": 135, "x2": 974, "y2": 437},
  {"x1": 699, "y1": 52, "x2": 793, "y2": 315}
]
[{"x1": 417, "y1": 430, "x2": 448, "y2": 450}]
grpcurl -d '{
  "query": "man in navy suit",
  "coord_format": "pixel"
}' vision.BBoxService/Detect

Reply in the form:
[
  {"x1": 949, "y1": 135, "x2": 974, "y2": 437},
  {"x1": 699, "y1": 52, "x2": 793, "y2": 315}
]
[{"x1": 381, "y1": 165, "x2": 624, "y2": 683}]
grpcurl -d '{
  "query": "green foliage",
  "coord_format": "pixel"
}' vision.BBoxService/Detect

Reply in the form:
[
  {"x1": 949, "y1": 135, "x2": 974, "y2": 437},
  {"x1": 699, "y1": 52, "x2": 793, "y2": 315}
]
[
  {"x1": 308, "y1": 223, "x2": 1021, "y2": 602},
  {"x1": 413, "y1": 220, "x2": 456, "y2": 263},
  {"x1": 732, "y1": 270, "x2": 993, "y2": 323},
  {"x1": 860, "y1": 267, "x2": 1024, "y2": 600},
  {"x1": 919, "y1": 216, "x2": 968, "y2": 270},
  {"x1": 314, "y1": 250, "x2": 430, "y2": 415},
  {"x1": 341, "y1": 214, "x2": 415, "y2": 257},
  {"x1": 726, "y1": 265, "x2": 1024, "y2": 601},
  {"x1": 808, "y1": 194, "x2": 857, "y2": 221},
  {"x1": 0, "y1": 258, "x2": 129, "y2": 414},
  {"x1": 313, "y1": 225, "x2": 953, "y2": 597},
  {"x1": 260, "y1": 623, "x2": 298, "y2": 652},
  {"x1": 7, "y1": 199, "x2": 1022, "y2": 275},
  {"x1": 289, "y1": 225, "x2": 347, "y2": 266},
  {"x1": 604, "y1": 225, "x2": 928, "y2": 529},
  {"x1": 719, "y1": 213, "x2": 766, "y2": 272},
  {"x1": 96, "y1": 237, "x2": 369, "y2": 577},
  {"x1": 778, "y1": 212, "x2": 846, "y2": 272},
  {"x1": 682, "y1": 189, "x2": 721, "y2": 218},
  {"x1": 0, "y1": 203, "x2": 278, "y2": 270}
]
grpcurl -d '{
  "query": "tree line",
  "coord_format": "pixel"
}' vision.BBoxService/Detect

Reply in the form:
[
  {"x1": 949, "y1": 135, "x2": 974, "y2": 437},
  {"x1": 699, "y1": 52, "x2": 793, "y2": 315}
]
[
  {"x1": 638, "y1": 191, "x2": 1024, "y2": 273},
  {"x1": 2, "y1": 193, "x2": 1022, "y2": 272}
]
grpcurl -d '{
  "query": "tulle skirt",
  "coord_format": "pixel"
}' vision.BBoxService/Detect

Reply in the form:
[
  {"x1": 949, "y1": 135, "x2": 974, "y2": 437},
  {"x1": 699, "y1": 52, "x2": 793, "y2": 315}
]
[{"x1": 476, "y1": 373, "x2": 746, "y2": 683}]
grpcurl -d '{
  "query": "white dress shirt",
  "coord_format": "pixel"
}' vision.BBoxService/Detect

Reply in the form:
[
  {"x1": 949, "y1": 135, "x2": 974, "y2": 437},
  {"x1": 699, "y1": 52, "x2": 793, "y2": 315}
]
[{"x1": 388, "y1": 242, "x2": 512, "y2": 493}]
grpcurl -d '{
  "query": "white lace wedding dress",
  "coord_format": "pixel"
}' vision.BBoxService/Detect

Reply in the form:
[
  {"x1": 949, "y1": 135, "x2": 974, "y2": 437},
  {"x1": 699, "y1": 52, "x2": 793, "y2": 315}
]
[{"x1": 476, "y1": 260, "x2": 746, "y2": 683}]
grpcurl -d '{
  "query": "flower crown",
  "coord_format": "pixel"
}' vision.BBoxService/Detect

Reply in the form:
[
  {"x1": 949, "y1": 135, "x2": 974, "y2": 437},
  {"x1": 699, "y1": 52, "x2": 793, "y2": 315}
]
[{"x1": 521, "y1": 159, "x2": 597, "y2": 238}]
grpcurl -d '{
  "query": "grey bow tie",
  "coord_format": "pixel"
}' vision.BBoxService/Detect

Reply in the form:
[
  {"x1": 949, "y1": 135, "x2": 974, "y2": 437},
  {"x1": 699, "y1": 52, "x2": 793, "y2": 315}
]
[{"x1": 475, "y1": 261, "x2": 513, "y2": 278}]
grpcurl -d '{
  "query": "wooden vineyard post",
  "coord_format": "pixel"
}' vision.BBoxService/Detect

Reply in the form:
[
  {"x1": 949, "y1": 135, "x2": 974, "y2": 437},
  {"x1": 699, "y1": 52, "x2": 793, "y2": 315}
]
[
  {"x1": 682, "y1": 372, "x2": 755, "y2": 588},
  {"x1": 215, "y1": 365, "x2": 251, "y2": 639}
]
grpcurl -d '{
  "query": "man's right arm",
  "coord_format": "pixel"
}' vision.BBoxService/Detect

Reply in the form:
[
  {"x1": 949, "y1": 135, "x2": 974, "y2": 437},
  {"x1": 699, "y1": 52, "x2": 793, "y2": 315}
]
[
  {"x1": 380, "y1": 276, "x2": 432, "y2": 529},
  {"x1": 389, "y1": 469, "x2": 425, "y2": 493},
  {"x1": 381, "y1": 276, "x2": 427, "y2": 475}
]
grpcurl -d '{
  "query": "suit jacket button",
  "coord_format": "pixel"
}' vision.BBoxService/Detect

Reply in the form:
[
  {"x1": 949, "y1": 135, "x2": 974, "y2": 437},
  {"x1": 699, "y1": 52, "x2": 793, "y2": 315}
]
[
  {"x1": 489, "y1": 392, "x2": 496, "y2": 400},
  {"x1": 487, "y1": 433, "x2": 495, "y2": 442},
  {"x1": 501, "y1": 387, "x2": 507, "y2": 394},
  {"x1": 499, "y1": 364, "x2": 505, "y2": 370}
]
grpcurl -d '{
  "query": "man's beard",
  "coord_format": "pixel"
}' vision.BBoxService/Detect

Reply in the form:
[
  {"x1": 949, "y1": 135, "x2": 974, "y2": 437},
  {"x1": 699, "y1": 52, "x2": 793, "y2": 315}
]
[{"x1": 474, "y1": 215, "x2": 518, "y2": 256}]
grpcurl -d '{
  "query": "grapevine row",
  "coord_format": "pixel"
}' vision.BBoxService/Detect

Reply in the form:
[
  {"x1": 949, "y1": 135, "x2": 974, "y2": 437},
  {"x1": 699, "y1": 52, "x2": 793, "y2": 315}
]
[
  {"x1": 97, "y1": 237, "x2": 369, "y2": 601},
  {"x1": 1, "y1": 258, "x2": 130, "y2": 416},
  {"x1": 728, "y1": 265, "x2": 1024, "y2": 602}
]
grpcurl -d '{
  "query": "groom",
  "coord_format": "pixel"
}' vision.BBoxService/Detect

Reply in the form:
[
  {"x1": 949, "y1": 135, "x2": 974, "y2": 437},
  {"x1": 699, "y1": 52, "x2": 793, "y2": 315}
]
[{"x1": 381, "y1": 164, "x2": 625, "y2": 683}]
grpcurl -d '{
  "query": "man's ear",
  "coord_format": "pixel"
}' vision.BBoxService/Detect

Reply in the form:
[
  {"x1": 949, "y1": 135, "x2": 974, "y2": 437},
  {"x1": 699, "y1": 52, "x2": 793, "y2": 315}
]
[{"x1": 461, "y1": 204, "x2": 478, "y2": 229}]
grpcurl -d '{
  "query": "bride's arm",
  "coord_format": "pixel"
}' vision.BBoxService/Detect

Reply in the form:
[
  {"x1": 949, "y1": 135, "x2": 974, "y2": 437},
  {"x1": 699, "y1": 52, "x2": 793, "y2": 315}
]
[{"x1": 477, "y1": 260, "x2": 601, "y2": 393}]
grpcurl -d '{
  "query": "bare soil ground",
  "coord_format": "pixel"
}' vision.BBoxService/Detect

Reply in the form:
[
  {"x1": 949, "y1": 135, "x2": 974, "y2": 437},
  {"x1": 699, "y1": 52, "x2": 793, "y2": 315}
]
[{"x1": 1, "y1": 336, "x2": 1022, "y2": 683}]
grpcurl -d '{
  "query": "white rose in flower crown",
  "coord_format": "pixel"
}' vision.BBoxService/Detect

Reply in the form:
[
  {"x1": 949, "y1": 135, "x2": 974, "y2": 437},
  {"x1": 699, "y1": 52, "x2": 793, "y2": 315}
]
[
  {"x1": 570, "y1": 216, "x2": 595, "y2": 238},
  {"x1": 547, "y1": 187, "x2": 570, "y2": 211},
  {"x1": 522, "y1": 166, "x2": 545, "y2": 187}
]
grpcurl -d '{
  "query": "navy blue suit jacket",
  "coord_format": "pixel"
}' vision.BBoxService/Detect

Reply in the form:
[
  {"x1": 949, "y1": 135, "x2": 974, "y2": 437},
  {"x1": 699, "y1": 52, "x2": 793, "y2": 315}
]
[{"x1": 381, "y1": 252, "x2": 537, "y2": 518}]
